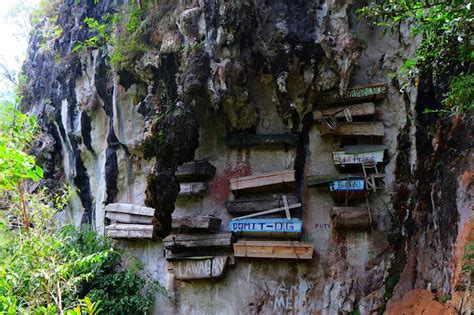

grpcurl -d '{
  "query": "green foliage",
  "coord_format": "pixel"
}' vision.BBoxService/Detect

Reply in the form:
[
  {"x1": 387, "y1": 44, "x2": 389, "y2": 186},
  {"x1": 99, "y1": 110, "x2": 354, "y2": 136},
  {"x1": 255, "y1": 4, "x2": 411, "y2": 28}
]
[
  {"x1": 358, "y1": 0, "x2": 473, "y2": 115},
  {"x1": 73, "y1": 16, "x2": 112, "y2": 53},
  {"x1": 0, "y1": 102, "x2": 43, "y2": 190},
  {"x1": 0, "y1": 201, "x2": 161, "y2": 314}
]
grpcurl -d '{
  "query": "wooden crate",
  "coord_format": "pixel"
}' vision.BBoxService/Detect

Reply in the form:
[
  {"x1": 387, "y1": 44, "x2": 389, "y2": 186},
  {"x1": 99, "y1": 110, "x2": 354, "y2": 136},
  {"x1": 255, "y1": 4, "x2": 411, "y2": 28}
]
[
  {"x1": 230, "y1": 170, "x2": 295, "y2": 193},
  {"x1": 233, "y1": 241, "x2": 313, "y2": 260}
]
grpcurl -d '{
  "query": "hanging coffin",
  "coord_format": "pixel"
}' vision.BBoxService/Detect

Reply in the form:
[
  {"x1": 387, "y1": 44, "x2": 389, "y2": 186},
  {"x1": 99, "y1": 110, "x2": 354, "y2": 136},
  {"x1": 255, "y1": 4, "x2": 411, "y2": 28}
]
[
  {"x1": 319, "y1": 83, "x2": 387, "y2": 105},
  {"x1": 176, "y1": 160, "x2": 216, "y2": 182},
  {"x1": 170, "y1": 256, "x2": 229, "y2": 280},
  {"x1": 229, "y1": 218, "x2": 302, "y2": 238},
  {"x1": 225, "y1": 133, "x2": 299, "y2": 148},
  {"x1": 331, "y1": 207, "x2": 371, "y2": 230},
  {"x1": 313, "y1": 103, "x2": 376, "y2": 121},
  {"x1": 105, "y1": 223, "x2": 154, "y2": 239},
  {"x1": 233, "y1": 241, "x2": 313, "y2": 260},
  {"x1": 171, "y1": 215, "x2": 221, "y2": 233},
  {"x1": 230, "y1": 170, "x2": 295, "y2": 194},
  {"x1": 324, "y1": 122, "x2": 385, "y2": 137},
  {"x1": 163, "y1": 233, "x2": 233, "y2": 252},
  {"x1": 226, "y1": 195, "x2": 299, "y2": 215}
]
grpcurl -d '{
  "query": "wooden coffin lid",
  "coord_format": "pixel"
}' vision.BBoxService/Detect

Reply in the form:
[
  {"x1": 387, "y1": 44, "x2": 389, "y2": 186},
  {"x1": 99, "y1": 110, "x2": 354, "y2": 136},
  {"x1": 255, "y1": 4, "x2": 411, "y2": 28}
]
[
  {"x1": 104, "y1": 203, "x2": 154, "y2": 216},
  {"x1": 230, "y1": 170, "x2": 295, "y2": 192},
  {"x1": 171, "y1": 215, "x2": 221, "y2": 232},
  {"x1": 318, "y1": 83, "x2": 387, "y2": 105},
  {"x1": 233, "y1": 241, "x2": 313, "y2": 260}
]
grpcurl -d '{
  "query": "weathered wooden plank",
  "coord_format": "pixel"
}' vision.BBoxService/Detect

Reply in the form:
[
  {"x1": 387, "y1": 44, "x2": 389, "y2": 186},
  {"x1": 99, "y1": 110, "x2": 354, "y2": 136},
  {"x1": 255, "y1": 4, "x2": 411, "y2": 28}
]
[
  {"x1": 226, "y1": 195, "x2": 299, "y2": 215},
  {"x1": 331, "y1": 207, "x2": 371, "y2": 230},
  {"x1": 178, "y1": 182, "x2": 208, "y2": 196},
  {"x1": 229, "y1": 218, "x2": 302, "y2": 238},
  {"x1": 313, "y1": 103, "x2": 375, "y2": 120},
  {"x1": 105, "y1": 224, "x2": 154, "y2": 239},
  {"x1": 328, "y1": 122, "x2": 384, "y2": 137},
  {"x1": 230, "y1": 170, "x2": 295, "y2": 192},
  {"x1": 170, "y1": 256, "x2": 229, "y2": 280},
  {"x1": 333, "y1": 150, "x2": 384, "y2": 165},
  {"x1": 176, "y1": 160, "x2": 216, "y2": 181},
  {"x1": 104, "y1": 203, "x2": 154, "y2": 216},
  {"x1": 319, "y1": 83, "x2": 387, "y2": 105},
  {"x1": 329, "y1": 179, "x2": 365, "y2": 191},
  {"x1": 343, "y1": 144, "x2": 387, "y2": 154},
  {"x1": 225, "y1": 134, "x2": 299, "y2": 148},
  {"x1": 105, "y1": 212, "x2": 152, "y2": 224},
  {"x1": 306, "y1": 174, "x2": 362, "y2": 186},
  {"x1": 233, "y1": 241, "x2": 313, "y2": 260},
  {"x1": 172, "y1": 215, "x2": 221, "y2": 232},
  {"x1": 163, "y1": 233, "x2": 233, "y2": 251}
]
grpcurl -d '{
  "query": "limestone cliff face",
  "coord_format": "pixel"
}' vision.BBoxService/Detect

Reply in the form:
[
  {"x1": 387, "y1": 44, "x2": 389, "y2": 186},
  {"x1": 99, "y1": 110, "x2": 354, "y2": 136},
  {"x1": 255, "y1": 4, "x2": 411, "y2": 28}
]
[{"x1": 23, "y1": 0, "x2": 472, "y2": 314}]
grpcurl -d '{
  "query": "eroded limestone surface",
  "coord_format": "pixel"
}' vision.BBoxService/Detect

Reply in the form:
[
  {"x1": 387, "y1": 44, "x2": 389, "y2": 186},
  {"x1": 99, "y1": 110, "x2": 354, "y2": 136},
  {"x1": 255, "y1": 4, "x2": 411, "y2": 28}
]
[{"x1": 23, "y1": 0, "x2": 472, "y2": 314}]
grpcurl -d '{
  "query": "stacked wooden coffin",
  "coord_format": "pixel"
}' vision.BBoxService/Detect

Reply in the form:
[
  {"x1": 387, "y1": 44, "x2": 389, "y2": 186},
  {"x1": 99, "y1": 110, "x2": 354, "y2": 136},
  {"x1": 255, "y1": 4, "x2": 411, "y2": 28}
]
[
  {"x1": 104, "y1": 203, "x2": 155, "y2": 239},
  {"x1": 309, "y1": 83, "x2": 390, "y2": 231},
  {"x1": 165, "y1": 160, "x2": 233, "y2": 280},
  {"x1": 176, "y1": 160, "x2": 216, "y2": 198},
  {"x1": 226, "y1": 169, "x2": 313, "y2": 260},
  {"x1": 164, "y1": 215, "x2": 232, "y2": 280}
]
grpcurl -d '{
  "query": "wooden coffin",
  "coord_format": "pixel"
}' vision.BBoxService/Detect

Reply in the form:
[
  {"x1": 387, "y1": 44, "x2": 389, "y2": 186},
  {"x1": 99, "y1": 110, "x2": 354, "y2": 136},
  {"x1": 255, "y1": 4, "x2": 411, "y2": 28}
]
[
  {"x1": 313, "y1": 102, "x2": 375, "y2": 120},
  {"x1": 176, "y1": 160, "x2": 216, "y2": 181},
  {"x1": 331, "y1": 207, "x2": 371, "y2": 230},
  {"x1": 333, "y1": 146, "x2": 385, "y2": 165},
  {"x1": 230, "y1": 170, "x2": 295, "y2": 193},
  {"x1": 226, "y1": 195, "x2": 299, "y2": 215},
  {"x1": 328, "y1": 122, "x2": 384, "y2": 137},
  {"x1": 170, "y1": 256, "x2": 229, "y2": 280},
  {"x1": 178, "y1": 182, "x2": 208, "y2": 197},
  {"x1": 105, "y1": 212, "x2": 152, "y2": 224},
  {"x1": 229, "y1": 218, "x2": 302, "y2": 238},
  {"x1": 225, "y1": 134, "x2": 299, "y2": 148},
  {"x1": 233, "y1": 241, "x2": 313, "y2": 260},
  {"x1": 172, "y1": 215, "x2": 221, "y2": 232},
  {"x1": 105, "y1": 203, "x2": 154, "y2": 216},
  {"x1": 319, "y1": 83, "x2": 387, "y2": 105},
  {"x1": 163, "y1": 233, "x2": 233, "y2": 252},
  {"x1": 105, "y1": 223, "x2": 154, "y2": 239}
]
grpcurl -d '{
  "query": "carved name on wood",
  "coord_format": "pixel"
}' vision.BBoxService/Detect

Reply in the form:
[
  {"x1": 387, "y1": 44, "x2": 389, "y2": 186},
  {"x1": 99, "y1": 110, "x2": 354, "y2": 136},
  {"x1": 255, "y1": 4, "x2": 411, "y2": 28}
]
[
  {"x1": 329, "y1": 179, "x2": 365, "y2": 191},
  {"x1": 229, "y1": 218, "x2": 302, "y2": 235},
  {"x1": 333, "y1": 150, "x2": 384, "y2": 165},
  {"x1": 170, "y1": 256, "x2": 229, "y2": 280}
]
